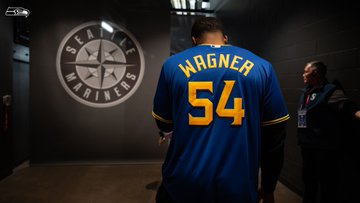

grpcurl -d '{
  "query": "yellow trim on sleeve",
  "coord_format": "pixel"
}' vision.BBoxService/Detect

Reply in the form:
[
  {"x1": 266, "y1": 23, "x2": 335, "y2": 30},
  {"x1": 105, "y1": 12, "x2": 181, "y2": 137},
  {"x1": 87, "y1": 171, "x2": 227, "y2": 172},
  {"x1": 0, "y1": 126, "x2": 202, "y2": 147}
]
[
  {"x1": 261, "y1": 114, "x2": 290, "y2": 126},
  {"x1": 152, "y1": 111, "x2": 173, "y2": 124}
]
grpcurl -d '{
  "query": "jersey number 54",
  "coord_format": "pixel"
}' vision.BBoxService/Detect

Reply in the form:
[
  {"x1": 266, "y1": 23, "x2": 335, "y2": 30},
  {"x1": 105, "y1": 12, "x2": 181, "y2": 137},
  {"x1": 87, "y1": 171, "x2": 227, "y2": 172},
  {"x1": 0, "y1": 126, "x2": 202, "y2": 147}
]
[{"x1": 188, "y1": 80, "x2": 245, "y2": 126}]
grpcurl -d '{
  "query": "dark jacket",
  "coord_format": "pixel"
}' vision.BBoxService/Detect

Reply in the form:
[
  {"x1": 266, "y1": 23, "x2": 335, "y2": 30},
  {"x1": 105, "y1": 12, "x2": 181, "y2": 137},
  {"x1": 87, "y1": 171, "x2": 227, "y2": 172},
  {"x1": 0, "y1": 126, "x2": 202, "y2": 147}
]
[{"x1": 297, "y1": 82, "x2": 343, "y2": 149}]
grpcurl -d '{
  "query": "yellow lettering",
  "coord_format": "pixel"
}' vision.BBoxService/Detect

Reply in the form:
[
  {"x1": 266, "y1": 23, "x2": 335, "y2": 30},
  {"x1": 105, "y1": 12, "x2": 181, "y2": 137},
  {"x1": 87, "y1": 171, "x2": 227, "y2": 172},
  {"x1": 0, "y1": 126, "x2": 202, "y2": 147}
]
[
  {"x1": 230, "y1": 55, "x2": 242, "y2": 71},
  {"x1": 193, "y1": 55, "x2": 207, "y2": 71},
  {"x1": 178, "y1": 60, "x2": 197, "y2": 78},
  {"x1": 239, "y1": 60, "x2": 254, "y2": 76},
  {"x1": 219, "y1": 54, "x2": 230, "y2": 68},
  {"x1": 207, "y1": 53, "x2": 216, "y2": 68},
  {"x1": 177, "y1": 54, "x2": 254, "y2": 78}
]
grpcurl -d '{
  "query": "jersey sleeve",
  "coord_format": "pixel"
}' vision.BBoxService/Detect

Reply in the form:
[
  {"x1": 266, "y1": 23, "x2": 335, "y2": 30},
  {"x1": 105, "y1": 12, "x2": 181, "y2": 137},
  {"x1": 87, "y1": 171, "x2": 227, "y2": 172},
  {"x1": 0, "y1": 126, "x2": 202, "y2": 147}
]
[
  {"x1": 152, "y1": 65, "x2": 173, "y2": 124},
  {"x1": 261, "y1": 65, "x2": 290, "y2": 126}
]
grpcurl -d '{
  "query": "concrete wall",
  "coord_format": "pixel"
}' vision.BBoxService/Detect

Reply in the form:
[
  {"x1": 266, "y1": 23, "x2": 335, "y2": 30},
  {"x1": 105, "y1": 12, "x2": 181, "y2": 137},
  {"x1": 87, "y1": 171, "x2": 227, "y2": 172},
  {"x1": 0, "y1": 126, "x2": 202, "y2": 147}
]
[{"x1": 29, "y1": 0, "x2": 170, "y2": 164}]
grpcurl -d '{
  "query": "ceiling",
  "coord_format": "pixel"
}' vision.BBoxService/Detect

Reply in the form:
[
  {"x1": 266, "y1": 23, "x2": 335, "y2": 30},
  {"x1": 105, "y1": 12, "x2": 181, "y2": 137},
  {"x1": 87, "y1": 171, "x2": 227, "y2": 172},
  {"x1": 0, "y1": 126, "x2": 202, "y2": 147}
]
[
  {"x1": 170, "y1": 0, "x2": 231, "y2": 13},
  {"x1": 12, "y1": 0, "x2": 234, "y2": 47}
]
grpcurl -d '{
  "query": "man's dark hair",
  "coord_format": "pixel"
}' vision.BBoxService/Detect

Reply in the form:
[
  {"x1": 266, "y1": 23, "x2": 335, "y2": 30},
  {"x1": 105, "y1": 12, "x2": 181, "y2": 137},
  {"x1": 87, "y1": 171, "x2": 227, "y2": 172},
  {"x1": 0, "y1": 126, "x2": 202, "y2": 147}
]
[
  {"x1": 191, "y1": 17, "x2": 224, "y2": 39},
  {"x1": 307, "y1": 61, "x2": 327, "y2": 77}
]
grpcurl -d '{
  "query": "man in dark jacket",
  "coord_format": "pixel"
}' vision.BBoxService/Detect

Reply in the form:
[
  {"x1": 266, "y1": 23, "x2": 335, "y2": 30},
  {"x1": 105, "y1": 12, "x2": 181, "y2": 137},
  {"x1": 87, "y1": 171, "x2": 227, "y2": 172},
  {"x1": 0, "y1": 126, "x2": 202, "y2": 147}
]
[{"x1": 297, "y1": 61, "x2": 360, "y2": 203}]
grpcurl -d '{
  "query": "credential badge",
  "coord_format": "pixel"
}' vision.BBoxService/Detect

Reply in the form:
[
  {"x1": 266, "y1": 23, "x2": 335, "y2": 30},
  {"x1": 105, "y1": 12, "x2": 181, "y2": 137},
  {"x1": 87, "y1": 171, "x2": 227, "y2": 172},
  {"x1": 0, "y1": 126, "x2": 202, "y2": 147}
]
[{"x1": 56, "y1": 21, "x2": 145, "y2": 108}]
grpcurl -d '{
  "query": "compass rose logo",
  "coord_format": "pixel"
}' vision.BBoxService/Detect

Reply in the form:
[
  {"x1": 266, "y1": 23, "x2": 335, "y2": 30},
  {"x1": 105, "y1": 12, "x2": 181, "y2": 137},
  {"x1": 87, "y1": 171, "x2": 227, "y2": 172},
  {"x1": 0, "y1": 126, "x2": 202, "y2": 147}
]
[{"x1": 56, "y1": 21, "x2": 145, "y2": 108}]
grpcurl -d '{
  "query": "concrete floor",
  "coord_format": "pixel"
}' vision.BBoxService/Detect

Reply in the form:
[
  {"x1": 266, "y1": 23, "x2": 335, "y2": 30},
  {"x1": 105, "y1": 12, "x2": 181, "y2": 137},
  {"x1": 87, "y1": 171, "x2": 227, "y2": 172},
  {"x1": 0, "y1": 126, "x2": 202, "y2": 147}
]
[{"x1": 0, "y1": 163, "x2": 301, "y2": 203}]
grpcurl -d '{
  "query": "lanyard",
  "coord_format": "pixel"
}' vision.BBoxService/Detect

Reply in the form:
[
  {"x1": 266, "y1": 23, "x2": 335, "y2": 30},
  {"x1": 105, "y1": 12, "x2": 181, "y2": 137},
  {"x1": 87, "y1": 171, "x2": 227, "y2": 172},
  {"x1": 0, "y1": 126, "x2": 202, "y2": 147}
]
[{"x1": 305, "y1": 94, "x2": 310, "y2": 107}]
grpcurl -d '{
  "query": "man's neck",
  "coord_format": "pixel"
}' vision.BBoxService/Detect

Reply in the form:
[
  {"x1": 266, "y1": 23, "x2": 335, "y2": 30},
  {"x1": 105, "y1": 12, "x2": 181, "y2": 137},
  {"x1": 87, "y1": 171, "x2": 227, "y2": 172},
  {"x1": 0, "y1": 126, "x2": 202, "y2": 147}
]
[
  {"x1": 196, "y1": 32, "x2": 226, "y2": 45},
  {"x1": 307, "y1": 78, "x2": 328, "y2": 92}
]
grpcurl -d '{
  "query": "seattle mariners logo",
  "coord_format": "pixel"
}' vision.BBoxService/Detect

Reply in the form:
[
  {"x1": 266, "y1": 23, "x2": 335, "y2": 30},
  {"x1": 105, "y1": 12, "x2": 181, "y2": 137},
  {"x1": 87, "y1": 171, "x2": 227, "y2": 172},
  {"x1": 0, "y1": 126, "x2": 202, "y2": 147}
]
[
  {"x1": 310, "y1": 93, "x2": 317, "y2": 101},
  {"x1": 56, "y1": 21, "x2": 145, "y2": 108}
]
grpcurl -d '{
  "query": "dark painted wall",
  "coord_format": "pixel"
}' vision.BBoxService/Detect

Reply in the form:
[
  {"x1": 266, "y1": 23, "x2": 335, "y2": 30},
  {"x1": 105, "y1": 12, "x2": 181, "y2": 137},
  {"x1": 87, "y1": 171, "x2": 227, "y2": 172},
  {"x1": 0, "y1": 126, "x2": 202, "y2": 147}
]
[
  {"x1": 29, "y1": 0, "x2": 170, "y2": 164},
  {"x1": 12, "y1": 59, "x2": 30, "y2": 167},
  {"x1": 170, "y1": 14, "x2": 202, "y2": 54},
  {"x1": 218, "y1": 0, "x2": 360, "y2": 198},
  {"x1": 0, "y1": 0, "x2": 14, "y2": 179}
]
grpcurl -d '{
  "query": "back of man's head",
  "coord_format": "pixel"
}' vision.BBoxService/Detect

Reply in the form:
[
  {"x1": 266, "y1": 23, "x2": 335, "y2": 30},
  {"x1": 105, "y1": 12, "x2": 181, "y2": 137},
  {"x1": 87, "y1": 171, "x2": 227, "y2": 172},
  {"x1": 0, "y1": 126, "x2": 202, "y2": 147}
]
[{"x1": 191, "y1": 17, "x2": 224, "y2": 39}]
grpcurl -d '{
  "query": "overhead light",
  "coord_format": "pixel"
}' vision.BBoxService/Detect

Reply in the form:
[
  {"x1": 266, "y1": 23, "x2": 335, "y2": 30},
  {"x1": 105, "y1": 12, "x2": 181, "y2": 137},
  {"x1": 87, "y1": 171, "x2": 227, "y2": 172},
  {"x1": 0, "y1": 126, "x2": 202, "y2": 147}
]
[
  {"x1": 202, "y1": 1, "x2": 210, "y2": 10},
  {"x1": 181, "y1": 0, "x2": 187, "y2": 9},
  {"x1": 171, "y1": 0, "x2": 183, "y2": 15},
  {"x1": 189, "y1": 0, "x2": 196, "y2": 10},
  {"x1": 170, "y1": 0, "x2": 213, "y2": 15},
  {"x1": 101, "y1": 21, "x2": 113, "y2": 33},
  {"x1": 171, "y1": 0, "x2": 181, "y2": 9}
]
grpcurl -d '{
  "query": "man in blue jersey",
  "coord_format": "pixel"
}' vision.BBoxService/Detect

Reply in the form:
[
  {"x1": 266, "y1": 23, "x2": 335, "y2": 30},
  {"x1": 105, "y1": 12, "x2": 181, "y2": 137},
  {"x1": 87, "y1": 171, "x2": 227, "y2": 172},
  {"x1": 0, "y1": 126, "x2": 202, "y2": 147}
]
[{"x1": 152, "y1": 17, "x2": 289, "y2": 203}]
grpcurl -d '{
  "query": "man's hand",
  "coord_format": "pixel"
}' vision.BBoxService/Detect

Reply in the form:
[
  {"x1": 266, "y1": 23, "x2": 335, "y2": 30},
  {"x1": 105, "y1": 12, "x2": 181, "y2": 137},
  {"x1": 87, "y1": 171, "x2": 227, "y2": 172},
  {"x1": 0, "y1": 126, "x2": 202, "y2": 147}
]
[
  {"x1": 158, "y1": 136, "x2": 166, "y2": 146},
  {"x1": 158, "y1": 131, "x2": 173, "y2": 146},
  {"x1": 355, "y1": 111, "x2": 360, "y2": 120}
]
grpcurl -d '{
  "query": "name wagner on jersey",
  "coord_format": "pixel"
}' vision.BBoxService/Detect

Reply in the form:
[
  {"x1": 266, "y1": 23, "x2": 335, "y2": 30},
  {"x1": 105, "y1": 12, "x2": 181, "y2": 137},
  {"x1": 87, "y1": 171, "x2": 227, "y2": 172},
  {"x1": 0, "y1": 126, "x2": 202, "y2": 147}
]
[{"x1": 178, "y1": 53, "x2": 254, "y2": 78}]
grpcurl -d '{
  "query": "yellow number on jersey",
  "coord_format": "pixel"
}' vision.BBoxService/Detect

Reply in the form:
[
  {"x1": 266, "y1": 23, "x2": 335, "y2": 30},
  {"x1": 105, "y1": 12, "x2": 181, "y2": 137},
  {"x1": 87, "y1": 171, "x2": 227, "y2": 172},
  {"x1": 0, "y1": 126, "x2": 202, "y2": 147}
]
[
  {"x1": 216, "y1": 81, "x2": 244, "y2": 125},
  {"x1": 188, "y1": 81, "x2": 244, "y2": 126},
  {"x1": 188, "y1": 81, "x2": 213, "y2": 125}
]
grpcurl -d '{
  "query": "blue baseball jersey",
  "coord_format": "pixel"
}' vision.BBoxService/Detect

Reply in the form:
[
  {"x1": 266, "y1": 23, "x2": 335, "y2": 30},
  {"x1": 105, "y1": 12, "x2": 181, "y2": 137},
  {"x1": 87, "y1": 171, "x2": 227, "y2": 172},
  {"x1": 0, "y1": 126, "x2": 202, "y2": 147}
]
[{"x1": 152, "y1": 44, "x2": 289, "y2": 203}]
